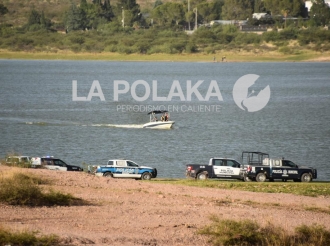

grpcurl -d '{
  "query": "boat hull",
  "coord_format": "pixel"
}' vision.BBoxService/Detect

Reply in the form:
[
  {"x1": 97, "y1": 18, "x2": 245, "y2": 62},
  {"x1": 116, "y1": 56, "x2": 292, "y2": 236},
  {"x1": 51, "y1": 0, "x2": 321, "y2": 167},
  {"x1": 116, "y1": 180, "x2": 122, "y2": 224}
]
[{"x1": 143, "y1": 121, "x2": 175, "y2": 129}]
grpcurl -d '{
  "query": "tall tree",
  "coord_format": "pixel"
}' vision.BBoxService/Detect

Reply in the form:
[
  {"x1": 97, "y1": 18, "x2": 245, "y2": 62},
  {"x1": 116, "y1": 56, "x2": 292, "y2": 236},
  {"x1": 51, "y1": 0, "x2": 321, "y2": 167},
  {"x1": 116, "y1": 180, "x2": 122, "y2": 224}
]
[
  {"x1": 102, "y1": 0, "x2": 114, "y2": 21},
  {"x1": 65, "y1": 3, "x2": 85, "y2": 32},
  {"x1": 40, "y1": 11, "x2": 51, "y2": 28},
  {"x1": 152, "y1": 2, "x2": 185, "y2": 26},
  {"x1": 264, "y1": 0, "x2": 304, "y2": 17},
  {"x1": 310, "y1": 0, "x2": 330, "y2": 26},
  {"x1": 117, "y1": 0, "x2": 142, "y2": 26},
  {"x1": 0, "y1": 3, "x2": 8, "y2": 16},
  {"x1": 254, "y1": 0, "x2": 266, "y2": 13},
  {"x1": 80, "y1": 0, "x2": 88, "y2": 10},
  {"x1": 28, "y1": 9, "x2": 41, "y2": 26},
  {"x1": 197, "y1": 0, "x2": 224, "y2": 23},
  {"x1": 222, "y1": 0, "x2": 253, "y2": 20}
]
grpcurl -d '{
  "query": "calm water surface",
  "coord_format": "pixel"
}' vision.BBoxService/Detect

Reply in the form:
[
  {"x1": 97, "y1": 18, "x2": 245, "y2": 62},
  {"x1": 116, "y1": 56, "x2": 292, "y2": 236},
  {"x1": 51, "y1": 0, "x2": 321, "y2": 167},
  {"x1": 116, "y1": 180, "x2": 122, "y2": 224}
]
[{"x1": 0, "y1": 60, "x2": 329, "y2": 180}]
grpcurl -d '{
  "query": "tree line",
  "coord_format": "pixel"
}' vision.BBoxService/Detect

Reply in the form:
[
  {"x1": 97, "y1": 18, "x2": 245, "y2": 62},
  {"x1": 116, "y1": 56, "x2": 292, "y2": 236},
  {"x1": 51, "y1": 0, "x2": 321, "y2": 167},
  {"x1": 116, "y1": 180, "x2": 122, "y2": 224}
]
[
  {"x1": 0, "y1": 0, "x2": 329, "y2": 55},
  {"x1": 1, "y1": 0, "x2": 329, "y2": 32}
]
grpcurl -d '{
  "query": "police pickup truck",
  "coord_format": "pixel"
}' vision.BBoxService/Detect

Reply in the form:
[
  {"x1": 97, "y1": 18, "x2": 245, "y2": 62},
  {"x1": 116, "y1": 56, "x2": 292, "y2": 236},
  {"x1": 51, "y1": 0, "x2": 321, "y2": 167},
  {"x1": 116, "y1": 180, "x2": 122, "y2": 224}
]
[
  {"x1": 93, "y1": 159, "x2": 157, "y2": 180},
  {"x1": 186, "y1": 158, "x2": 244, "y2": 180},
  {"x1": 244, "y1": 158, "x2": 317, "y2": 182},
  {"x1": 31, "y1": 157, "x2": 83, "y2": 171}
]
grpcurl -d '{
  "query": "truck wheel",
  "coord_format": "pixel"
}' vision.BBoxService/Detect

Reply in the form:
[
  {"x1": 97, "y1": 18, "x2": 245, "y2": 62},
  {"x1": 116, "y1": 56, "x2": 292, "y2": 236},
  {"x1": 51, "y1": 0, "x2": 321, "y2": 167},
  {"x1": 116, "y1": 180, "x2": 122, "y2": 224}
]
[
  {"x1": 103, "y1": 172, "x2": 113, "y2": 178},
  {"x1": 141, "y1": 172, "x2": 152, "y2": 180},
  {"x1": 256, "y1": 172, "x2": 267, "y2": 182},
  {"x1": 197, "y1": 172, "x2": 208, "y2": 180},
  {"x1": 301, "y1": 173, "x2": 312, "y2": 182}
]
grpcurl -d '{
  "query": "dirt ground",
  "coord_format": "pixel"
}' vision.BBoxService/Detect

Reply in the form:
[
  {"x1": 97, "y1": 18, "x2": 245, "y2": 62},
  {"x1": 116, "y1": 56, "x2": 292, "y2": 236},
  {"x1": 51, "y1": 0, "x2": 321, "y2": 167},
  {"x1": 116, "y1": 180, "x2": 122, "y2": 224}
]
[{"x1": 1, "y1": 166, "x2": 330, "y2": 246}]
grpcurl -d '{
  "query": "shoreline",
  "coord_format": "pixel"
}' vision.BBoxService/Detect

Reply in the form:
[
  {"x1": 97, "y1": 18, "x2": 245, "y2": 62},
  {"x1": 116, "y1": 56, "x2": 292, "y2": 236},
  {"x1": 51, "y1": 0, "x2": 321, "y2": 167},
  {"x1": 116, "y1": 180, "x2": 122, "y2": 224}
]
[
  {"x1": 1, "y1": 166, "x2": 330, "y2": 245},
  {"x1": 1, "y1": 50, "x2": 330, "y2": 62}
]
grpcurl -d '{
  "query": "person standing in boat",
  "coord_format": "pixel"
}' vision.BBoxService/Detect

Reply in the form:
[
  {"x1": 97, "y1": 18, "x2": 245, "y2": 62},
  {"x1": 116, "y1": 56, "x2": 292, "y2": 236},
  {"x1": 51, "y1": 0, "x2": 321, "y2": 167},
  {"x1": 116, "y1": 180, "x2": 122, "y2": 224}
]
[
  {"x1": 161, "y1": 114, "x2": 165, "y2": 122},
  {"x1": 164, "y1": 113, "x2": 169, "y2": 121}
]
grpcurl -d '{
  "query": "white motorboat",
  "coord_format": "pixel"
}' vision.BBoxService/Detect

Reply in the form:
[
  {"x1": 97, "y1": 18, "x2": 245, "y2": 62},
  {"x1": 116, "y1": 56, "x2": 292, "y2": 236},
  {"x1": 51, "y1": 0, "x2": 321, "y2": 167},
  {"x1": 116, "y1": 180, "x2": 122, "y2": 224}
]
[{"x1": 143, "y1": 110, "x2": 175, "y2": 129}]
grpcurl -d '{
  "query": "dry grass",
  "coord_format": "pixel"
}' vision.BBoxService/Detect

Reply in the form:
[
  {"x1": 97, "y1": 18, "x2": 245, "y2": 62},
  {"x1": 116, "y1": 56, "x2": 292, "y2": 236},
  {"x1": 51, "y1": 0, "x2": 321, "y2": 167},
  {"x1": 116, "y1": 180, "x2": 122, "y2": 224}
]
[
  {"x1": 0, "y1": 169, "x2": 87, "y2": 206},
  {"x1": 0, "y1": 224, "x2": 60, "y2": 246},
  {"x1": 199, "y1": 217, "x2": 330, "y2": 246}
]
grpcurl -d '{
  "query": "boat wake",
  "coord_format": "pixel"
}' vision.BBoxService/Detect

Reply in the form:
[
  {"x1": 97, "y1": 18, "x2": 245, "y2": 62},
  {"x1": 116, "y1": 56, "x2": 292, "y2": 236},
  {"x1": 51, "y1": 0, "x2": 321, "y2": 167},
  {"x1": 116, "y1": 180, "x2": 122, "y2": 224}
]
[
  {"x1": 23, "y1": 121, "x2": 144, "y2": 129},
  {"x1": 91, "y1": 124, "x2": 144, "y2": 129}
]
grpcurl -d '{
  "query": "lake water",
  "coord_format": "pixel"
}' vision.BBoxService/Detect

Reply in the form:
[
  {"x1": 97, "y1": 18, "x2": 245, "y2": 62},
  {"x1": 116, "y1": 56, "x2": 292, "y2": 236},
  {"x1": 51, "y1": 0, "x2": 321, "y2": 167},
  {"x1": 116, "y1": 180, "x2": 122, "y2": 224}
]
[{"x1": 0, "y1": 60, "x2": 329, "y2": 180}]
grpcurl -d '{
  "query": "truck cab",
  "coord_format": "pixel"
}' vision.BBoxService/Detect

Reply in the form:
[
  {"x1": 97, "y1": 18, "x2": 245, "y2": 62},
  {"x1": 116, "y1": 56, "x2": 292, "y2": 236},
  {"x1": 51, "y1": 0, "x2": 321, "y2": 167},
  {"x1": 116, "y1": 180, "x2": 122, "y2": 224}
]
[{"x1": 186, "y1": 158, "x2": 243, "y2": 180}]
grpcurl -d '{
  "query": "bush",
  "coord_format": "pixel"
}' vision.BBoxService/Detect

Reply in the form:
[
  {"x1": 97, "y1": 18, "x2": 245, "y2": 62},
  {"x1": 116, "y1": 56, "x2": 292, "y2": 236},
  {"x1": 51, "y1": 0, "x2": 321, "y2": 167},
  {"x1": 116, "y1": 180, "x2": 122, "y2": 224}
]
[
  {"x1": 216, "y1": 33, "x2": 236, "y2": 44},
  {"x1": 262, "y1": 30, "x2": 280, "y2": 42},
  {"x1": 279, "y1": 27, "x2": 298, "y2": 40},
  {"x1": 199, "y1": 217, "x2": 330, "y2": 246},
  {"x1": 185, "y1": 42, "x2": 197, "y2": 53},
  {"x1": 235, "y1": 32, "x2": 261, "y2": 45},
  {"x1": 0, "y1": 172, "x2": 85, "y2": 206},
  {"x1": 279, "y1": 46, "x2": 295, "y2": 54},
  {"x1": 0, "y1": 225, "x2": 60, "y2": 246}
]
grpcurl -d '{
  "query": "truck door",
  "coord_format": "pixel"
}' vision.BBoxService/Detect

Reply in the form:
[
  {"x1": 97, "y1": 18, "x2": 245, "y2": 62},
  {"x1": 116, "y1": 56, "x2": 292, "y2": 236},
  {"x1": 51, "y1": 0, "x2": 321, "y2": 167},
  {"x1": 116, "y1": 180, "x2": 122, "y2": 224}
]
[
  {"x1": 213, "y1": 159, "x2": 240, "y2": 178},
  {"x1": 212, "y1": 159, "x2": 224, "y2": 177},
  {"x1": 113, "y1": 160, "x2": 126, "y2": 177},
  {"x1": 53, "y1": 159, "x2": 68, "y2": 171},
  {"x1": 226, "y1": 160, "x2": 241, "y2": 177},
  {"x1": 281, "y1": 160, "x2": 300, "y2": 179}
]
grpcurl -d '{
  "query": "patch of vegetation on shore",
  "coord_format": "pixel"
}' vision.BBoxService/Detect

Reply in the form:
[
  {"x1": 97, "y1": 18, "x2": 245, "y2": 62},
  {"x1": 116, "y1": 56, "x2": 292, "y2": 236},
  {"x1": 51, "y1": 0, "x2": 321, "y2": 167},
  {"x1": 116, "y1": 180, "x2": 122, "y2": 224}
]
[
  {"x1": 0, "y1": 225, "x2": 61, "y2": 246},
  {"x1": 199, "y1": 217, "x2": 330, "y2": 246},
  {"x1": 0, "y1": 170, "x2": 87, "y2": 206},
  {"x1": 151, "y1": 179, "x2": 330, "y2": 197}
]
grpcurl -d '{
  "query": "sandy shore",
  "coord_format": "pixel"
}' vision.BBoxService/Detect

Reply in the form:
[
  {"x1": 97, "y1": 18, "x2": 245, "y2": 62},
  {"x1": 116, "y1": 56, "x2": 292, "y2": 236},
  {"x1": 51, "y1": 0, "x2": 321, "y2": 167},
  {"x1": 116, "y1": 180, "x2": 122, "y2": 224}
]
[
  {"x1": 1, "y1": 166, "x2": 330, "y2": 245},
  {"x1": 1, "y1": 49, "x2": 330, "y2": 62}
]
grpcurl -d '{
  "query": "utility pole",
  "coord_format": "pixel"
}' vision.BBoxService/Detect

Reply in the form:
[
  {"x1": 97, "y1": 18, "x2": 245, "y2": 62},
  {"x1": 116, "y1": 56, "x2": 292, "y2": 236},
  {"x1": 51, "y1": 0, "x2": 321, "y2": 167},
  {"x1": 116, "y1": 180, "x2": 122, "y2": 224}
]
[
  {"x1": 188, "y1": 0, "x2": 190, "y2": 31},
  {"x1": 193, "y1": 7, "x2": 198, "y2": 30},
  {"x1": 122, "y1": 7, "x2": 125, "y2": 28}
]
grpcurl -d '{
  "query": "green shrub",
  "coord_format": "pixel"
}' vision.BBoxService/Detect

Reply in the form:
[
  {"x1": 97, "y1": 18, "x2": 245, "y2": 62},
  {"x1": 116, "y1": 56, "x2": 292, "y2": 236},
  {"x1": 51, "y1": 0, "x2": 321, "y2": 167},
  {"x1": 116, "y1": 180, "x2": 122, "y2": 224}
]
[
  {"x1": 262, "y1": 30, "x2": 280, "y2": 42},
  {"x1": 69, "y1": 36, "x2": 85, "y2": 45},
  {"x1": 71, "y1": 44, "x2": 81, "y2": 53},
  {"x1": 279, "y1": 27, "x2": 298, "y2": 40},
  {"x1": 0, "y1": 225, "x2": 60, "y2": 246},
  {"x1": 216, "y1": 33, "x2": 236, "y2": 44},
  {"x1": 279, "y1": 46, "x2": 295, "y2": 54},
  {"x1": 185, "y1": 42, "x2": 197, "y2": 53},
  {"x1": 0, "y1": 172, "x2": 85, "y2": 206},
  {"x1": 235, "y1": 33, "x2": 261, "y2": 45},
  {"x1": 199, "y1": 217, "x2": 330, "y2": 246}
]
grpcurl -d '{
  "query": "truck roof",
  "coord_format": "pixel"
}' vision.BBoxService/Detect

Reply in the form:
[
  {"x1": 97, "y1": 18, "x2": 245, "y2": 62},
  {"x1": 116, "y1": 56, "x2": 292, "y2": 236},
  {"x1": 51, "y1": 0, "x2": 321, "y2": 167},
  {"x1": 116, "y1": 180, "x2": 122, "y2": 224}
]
[{"x1": 212, "y1": 157, "x2": 238, "y2": 161}]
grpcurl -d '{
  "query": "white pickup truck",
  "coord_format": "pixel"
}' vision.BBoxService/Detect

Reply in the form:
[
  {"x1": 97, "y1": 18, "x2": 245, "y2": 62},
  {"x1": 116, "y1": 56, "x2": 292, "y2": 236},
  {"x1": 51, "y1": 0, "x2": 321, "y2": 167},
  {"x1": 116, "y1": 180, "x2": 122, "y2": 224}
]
[{"x1": 91, "y1": 159, "x2": 157, "y2": 180}]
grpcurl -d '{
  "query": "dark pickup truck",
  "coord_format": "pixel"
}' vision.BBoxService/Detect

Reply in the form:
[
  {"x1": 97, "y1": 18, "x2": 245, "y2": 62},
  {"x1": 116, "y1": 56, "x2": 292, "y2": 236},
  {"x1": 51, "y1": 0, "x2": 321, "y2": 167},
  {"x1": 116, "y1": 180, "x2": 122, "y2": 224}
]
[
  {"x1": 244, "y1": 158, "x2": 317, "y2": 182},
  {"x1": 186, "y1": 158, "x2": 244, "y2": 180}
]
